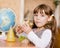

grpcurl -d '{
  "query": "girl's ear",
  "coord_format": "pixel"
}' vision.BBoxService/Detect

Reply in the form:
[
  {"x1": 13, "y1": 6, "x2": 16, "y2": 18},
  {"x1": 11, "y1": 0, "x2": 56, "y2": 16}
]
[{"x1": 48, "y1": 16, "x2": 53, "y2": 21}]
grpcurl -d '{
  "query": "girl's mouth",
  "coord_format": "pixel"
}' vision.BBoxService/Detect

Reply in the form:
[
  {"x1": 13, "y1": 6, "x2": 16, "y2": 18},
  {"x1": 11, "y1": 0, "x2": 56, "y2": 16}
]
[{"x1": 36, "y1": 22, "x2": 41, "y2": 23}]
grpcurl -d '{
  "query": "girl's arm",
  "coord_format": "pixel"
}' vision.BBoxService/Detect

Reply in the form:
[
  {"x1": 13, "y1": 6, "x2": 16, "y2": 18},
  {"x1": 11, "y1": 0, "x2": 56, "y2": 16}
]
[{"x1": 27, "y1": 29, "x2": 52, "y2": 48}]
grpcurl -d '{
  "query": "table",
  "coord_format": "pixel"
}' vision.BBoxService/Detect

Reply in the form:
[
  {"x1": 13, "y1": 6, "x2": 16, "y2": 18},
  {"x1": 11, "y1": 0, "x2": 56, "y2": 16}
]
[{"x1": 0, "y1": 38, "x2": 35, "y2": 48}]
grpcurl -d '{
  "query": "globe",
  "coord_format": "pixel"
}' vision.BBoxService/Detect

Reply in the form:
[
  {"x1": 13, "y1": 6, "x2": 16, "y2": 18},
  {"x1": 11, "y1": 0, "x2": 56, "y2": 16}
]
[{"x1": 0, "y1": 8, "x2": 15, "y2": 32}]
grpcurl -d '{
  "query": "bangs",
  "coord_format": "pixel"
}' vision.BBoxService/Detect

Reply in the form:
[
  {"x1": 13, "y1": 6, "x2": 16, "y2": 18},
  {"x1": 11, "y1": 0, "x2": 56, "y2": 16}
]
[
  {"x1": 33, "y1": 8, "x2": 44, "y2": 14},
  {"x1": 33, "y1": 4, "x2": 53, "y2": 16}
]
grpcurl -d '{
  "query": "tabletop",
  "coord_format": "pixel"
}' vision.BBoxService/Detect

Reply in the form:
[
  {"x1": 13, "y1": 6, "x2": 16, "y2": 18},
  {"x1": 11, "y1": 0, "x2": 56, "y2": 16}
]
[{"x1": 0, "y1": 38, "x2": 35, "y2": 48}]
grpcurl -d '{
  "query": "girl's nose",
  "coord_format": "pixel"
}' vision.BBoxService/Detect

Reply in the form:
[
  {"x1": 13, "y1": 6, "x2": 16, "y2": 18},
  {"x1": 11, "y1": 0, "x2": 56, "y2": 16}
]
[
  {"x1": 37, "y1": 15, "x2": 40, "y2": 19},
  {"x1": 37, "y1": 12, "x2": 41, "y2": 18}
]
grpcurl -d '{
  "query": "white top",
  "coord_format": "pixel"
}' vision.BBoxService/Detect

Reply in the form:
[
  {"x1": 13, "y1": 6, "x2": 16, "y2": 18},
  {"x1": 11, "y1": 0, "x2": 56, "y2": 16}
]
[{"x1": 27, "y1": 29, "x2": 52, "y2": 48}]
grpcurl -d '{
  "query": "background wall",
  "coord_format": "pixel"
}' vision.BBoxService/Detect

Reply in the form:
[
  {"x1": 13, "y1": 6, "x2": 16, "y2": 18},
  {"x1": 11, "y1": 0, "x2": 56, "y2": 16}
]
[
  {"x1": 25, "y1": 0, "x2": 55, "y2": 13},
  {"x1": 0, "y1": 0, "x2": 20, "y2": 24},
  {"x1": 54, "y1": 5, "x2": 60, "y2": 27},
  {"x1": 0, "y1": 0, "x2": 55, "y2": 25}
]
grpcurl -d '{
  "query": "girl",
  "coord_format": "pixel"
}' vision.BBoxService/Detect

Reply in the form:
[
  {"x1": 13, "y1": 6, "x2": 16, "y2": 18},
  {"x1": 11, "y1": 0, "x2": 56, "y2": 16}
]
[{"x1": 15, "y1": 4, "x2": 57, "y2": 48}]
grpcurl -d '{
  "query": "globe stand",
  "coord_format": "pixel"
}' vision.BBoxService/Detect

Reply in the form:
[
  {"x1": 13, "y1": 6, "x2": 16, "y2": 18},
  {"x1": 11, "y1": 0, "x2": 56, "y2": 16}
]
[
  {"x1": 0, "y1": 32, "x2": 7, "y2": 40},
  {"x1": 0, "y1": 8, "x2": 15, "y2": 40}
]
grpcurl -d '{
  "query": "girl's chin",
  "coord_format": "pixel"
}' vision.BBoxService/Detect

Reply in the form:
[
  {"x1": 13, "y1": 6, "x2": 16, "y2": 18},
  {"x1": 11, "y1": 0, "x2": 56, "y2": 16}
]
[
  {"x1": 36, "y1": 25, "x2": 42, "y2": 28},
  {"x1": 36, "y1": 24, "x2": 42, "y2": 26}
]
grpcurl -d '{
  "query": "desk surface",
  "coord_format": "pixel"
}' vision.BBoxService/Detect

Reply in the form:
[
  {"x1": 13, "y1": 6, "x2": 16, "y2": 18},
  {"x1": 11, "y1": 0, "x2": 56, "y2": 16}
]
[{"x1": 0, "y1": 38, "x2": 35, "y2": 48}]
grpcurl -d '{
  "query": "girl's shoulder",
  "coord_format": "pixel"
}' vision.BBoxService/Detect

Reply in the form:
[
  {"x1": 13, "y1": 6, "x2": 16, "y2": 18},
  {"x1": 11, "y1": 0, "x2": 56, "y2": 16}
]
[
  {"x1": 37, "y1": 29, "x2": 52, "y2": 37},
  {"x1": 33, "y1": 28, "x2": 52, "y2": 37},
  {"x1": 43, "y1": 29, "x2": 52, "y2": 33},
  {"x1": 42, "y1": 29, "x2": 52, "y2": 36}
]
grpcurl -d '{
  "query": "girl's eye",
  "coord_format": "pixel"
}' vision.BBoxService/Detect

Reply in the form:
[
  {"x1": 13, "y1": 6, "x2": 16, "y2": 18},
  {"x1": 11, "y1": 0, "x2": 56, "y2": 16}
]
[
  {"x1": 41, "y1": 15, "x2": 44, "y2": 17},
  {"x1": 34, "y1": 15, "x2": 38, "y2": 16}
]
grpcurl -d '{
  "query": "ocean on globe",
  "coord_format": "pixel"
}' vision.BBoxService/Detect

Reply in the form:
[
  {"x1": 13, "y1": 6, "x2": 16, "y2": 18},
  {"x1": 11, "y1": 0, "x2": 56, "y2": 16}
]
[{"x1": 0, "y1": 8, "x2": 15, "y2": 32}]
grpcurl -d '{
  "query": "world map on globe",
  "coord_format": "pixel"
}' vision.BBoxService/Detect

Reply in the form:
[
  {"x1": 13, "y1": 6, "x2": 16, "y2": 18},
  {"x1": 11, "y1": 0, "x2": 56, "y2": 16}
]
[{"x1": 0, "y1": 8, "x2": 15, "y2": 32}]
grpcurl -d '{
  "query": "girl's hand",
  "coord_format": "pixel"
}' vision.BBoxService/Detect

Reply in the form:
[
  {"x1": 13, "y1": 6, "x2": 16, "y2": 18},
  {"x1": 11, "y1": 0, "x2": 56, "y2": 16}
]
[
  {"x1": 15, "y1": 25, "x2": 23, "y2": 34},
  {"x1": 21, "y1": 23, "x2": 32, "y2": 34}
]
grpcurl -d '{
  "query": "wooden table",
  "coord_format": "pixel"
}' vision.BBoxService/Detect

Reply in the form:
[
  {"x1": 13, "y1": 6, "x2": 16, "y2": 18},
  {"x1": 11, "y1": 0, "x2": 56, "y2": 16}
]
[{"x1": 0, "y1": 38, "x2": 35, "y2": 48}]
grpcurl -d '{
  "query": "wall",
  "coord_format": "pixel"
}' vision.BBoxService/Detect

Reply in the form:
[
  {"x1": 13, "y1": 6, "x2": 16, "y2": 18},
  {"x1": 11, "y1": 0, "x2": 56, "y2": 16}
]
[
  {"x1": 54, "y1": 4, "x2": 60, "y2": 27},
  {"x1": 25, "y1": 0, "x2": 55, "y2": 13},
  {"x1": 0, "y1": 0, "x2": 55, "y2": 25},
  {"x1": 0, "y1": 0, "x2": 20, "y2": 24}
]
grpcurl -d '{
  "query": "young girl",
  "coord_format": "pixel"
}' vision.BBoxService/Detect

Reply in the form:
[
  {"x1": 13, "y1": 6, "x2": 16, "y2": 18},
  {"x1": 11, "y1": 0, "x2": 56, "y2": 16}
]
[{"x1": 15, "y1": 4, "x2": 57, "y2": 48}]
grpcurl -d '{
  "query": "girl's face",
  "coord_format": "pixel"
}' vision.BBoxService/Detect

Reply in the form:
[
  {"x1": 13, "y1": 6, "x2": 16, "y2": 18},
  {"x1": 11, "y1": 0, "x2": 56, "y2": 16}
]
[{"x1": 33, "y1": 10, "x2": 49, "y2": 28}]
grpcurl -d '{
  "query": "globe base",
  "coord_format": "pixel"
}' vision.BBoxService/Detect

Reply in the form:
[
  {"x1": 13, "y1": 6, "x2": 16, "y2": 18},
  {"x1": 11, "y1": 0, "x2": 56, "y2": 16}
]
[{"x1": 0, "y1": 32, "x2": 7, "y2": 40}]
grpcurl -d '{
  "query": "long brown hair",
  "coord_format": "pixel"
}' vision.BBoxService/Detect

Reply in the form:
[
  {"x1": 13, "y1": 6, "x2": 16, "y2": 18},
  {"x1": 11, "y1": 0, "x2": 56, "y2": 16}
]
[{"x1": 32, "y1": 4, "x2": 57, "y2": 48}]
